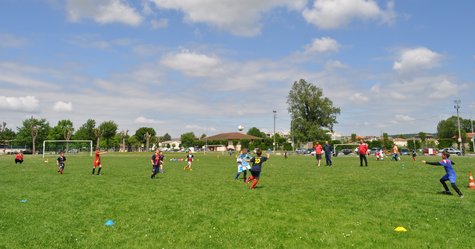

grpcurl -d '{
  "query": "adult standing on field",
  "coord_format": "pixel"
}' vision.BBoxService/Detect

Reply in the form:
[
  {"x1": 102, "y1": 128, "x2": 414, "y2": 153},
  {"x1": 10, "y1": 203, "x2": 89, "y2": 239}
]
[
  {"x1": 358, "y1": 139, "x2": 368, "y2": 167},
  {"x1": 314, "y1": 141, "x2": 323, "y2": 167},
  {"x1": 323, "y1": 141, "x2": 332, "y2": 166}
]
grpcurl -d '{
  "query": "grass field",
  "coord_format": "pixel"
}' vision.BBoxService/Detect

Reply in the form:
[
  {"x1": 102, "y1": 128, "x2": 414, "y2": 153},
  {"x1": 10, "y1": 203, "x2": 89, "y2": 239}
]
[{"x1": 1, "y1": 152, "x2": 474, "y2": 249}]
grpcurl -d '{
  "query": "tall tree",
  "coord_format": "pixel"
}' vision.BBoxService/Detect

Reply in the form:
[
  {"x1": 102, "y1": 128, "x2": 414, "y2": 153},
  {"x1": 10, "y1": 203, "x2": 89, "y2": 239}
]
[
  {"x1": 247, "y1": 127, "x2": 266, "y2": 138},
  {"x1": 48, "y1": 120, "x2": 74, "y2": 140},
  {"x1": 98, "y1": 121, "x2": 118, "y2": 149},
  {"x1": 135, "y1": 127, "x2": 156, "y2": 151},
  {"x1": 437, "y1": 116, "x2": 467, "y2": 148},
  {"x1": 180, "y1": 132, "x2": 196, "y2": 148},
  {"x1": 159, "y1": 133, "x2": 172, "y2": 142},
  {"x1": 0, "y1": 122, "x2": 15, "y2": 152},
  {"x1": 16, "y1": 117, "x2": 50, "y2": 154},
  {"x1": 418, "y1": 131, "x2": 427, "y2": 148},
  {"x1": 75, "y1": 119, "x2": 97, "y2": 145},
  {"x1": 287, "y1": 79, "x2": 340, "y2": 143}
]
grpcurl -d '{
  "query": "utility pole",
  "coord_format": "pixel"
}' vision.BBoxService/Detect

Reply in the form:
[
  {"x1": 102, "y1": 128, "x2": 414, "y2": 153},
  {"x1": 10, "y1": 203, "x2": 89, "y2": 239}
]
[
  {"x1": 273, "y1": 110, "x2": 276, "y2": 154},
  {"x1": 454, "y1": 100, "x2": 462, "y2": 154}
]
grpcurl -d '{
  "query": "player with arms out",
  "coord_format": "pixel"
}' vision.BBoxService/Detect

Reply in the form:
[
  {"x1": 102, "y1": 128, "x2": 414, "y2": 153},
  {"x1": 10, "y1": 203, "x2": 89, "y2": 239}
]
[
  {"x1": 92, "y1": 148, "x2": 107, "y2": 176},
  {"x1": 245, "y1": 148, "x2": 270, "y2": 189},
  {"x1": 422, "y1": 151, "x2": 463, "y2": 198},
  {"x1": 184, "y1": 150, "x2": 194, "y2": 171},
  {"x1": 57, "y1": 151, "x2": 66, "y2": 175}
]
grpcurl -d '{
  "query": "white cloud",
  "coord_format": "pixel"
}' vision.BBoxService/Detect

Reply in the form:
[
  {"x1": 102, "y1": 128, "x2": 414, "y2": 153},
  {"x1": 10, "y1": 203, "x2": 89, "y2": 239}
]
[
  {"x1": 428, "y1": 79, "x2": 458, "y2": 99},
  {"x1": 303, "y1": 0, "x2": 395, "y2": 29},
  {"x1": 349, "y1": 92, "x2": 369, "y2": 102},
  {"x1": 305, "y1": 37, "x2": 340, "y2": 54},
  {"x1": 135, "y1": 116, "x2": 164, "y2": 125},
  {"x1": 0, "y1": 33, "x2": 27, "y2": 48},
  {"x1": 185, "y1": 124, "x2": 217, "y2": 132},
  {"x1": 392, "y1": 114, "x2": 415, "y2": 124},
  {"x1": 0, "y1": 96, "x2": 39, "y2": 112},
  {"x1": 150, "y1": 0, "x2": 306, "y2": 36},
  {"x1": 324, "y1": 60, "x2": 347, "y2": 70},
  {"x1": 53, "y1": 101, "x2": 73, "y2": 112},
  {"x1": 151, "y1": 18, "x2": 168, "y2": 29},
  {"x1": 393, "y1": 47, "x2": 442, "y2": 73},
  {"x1": 66, "y1": 0, "x2": 143, "y2": 26},
  {"x1": 160, "y1": 50, "x2": 224, "y2": 77}
]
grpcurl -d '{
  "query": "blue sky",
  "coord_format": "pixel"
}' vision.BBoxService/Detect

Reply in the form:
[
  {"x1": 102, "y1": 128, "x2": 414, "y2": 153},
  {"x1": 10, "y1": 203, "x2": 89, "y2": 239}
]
[{"x1": 1, "y1": 0, "x2": 474, "y2": 138}]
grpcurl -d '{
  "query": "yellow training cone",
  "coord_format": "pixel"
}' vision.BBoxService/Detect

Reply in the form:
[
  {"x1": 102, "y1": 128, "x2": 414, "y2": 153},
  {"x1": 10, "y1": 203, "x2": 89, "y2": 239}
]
[{"x1": 394, "y1": 226, "x2": 407, "y2": 232}]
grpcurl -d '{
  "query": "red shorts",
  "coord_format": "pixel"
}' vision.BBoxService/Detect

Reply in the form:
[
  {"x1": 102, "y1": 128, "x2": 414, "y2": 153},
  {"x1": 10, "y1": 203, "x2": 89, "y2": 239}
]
[{"x1": 94, "y1": 161, "x2": 101, "y2": 167}]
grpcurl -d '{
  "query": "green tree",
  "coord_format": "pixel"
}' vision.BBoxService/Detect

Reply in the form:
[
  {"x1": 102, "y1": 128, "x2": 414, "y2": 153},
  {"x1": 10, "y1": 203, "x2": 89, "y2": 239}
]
[
  {"x1": 48, "y1": 120, "x2": 74, "y2": 140},
  {"x1": 418, "y1": 131, "x2": 427, "y2": 148},
  {"x1": 437, "y1": 116, "x2": 467, "y2": 148},
  {"x1": 180, "y1": 132, "x2": 196, "y2": 148},
  {"x1": 247, "y1": 127, "x2": 266, "y2": 138},
  {"x1": 16, "y1": 117, "x2": 50, "y2": 154},
  {"x1": 287, "y1": 79, "x2": 340, "y2": 143},
  {"x1": 75, "y1": 119, "x2": 97, "y2": 145},
  {"x1": 135, "y1": 127, "x2": 156, "y2": 151},
  {"x1": 0, "y1": 122, "x2": 16, "y2": 147},
  {"x1": 382, "y1": 133, "x2": 392, "y2": 150},
  {"x1": 159, "y1": 133, "x2": 172, "y2": 142},
  {"x1": 98, "y1": 121, "x2": 118, "y2": 149},
  {"x1": 351, "y1": 133, "x2": 357, "y2": 142}
]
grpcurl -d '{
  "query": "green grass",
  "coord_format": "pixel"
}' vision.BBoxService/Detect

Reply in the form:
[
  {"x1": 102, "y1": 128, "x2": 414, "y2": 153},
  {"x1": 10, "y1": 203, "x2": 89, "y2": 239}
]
[{"x1": 1, "y1": 152, "x2": 474, "y2": 249}]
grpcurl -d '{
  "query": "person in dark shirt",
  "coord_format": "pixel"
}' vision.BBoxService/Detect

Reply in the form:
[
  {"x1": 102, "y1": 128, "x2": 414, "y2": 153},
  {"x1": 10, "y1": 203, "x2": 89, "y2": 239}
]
[
  {"x1": 422, "y1": 151, "x2": 463, "y2": 198},
  {"x1": 323, "y1": 141, "x2": 333, "y2": 166},
  {"x1": 245, "y1": 148, "x2": 270, "y2": 189},
  {"x1": 57, "y1": 151, "x2": 66, "y2": 175}
]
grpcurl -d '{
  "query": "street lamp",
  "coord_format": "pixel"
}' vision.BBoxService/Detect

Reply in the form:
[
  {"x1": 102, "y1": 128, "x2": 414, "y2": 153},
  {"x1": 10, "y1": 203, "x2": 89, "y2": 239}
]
[
  {"x1": 454, "y1": 100, "x2": 462, "y2": 153},
  {"x1": 273, "y1": 110, "x2": 276, "y2": 153}
]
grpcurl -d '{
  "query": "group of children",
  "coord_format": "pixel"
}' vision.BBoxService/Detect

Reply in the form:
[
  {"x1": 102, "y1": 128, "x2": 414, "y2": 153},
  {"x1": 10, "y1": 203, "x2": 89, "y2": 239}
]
[{"x1": 47, "y1": 144, "x2": 465, "y2": 197}]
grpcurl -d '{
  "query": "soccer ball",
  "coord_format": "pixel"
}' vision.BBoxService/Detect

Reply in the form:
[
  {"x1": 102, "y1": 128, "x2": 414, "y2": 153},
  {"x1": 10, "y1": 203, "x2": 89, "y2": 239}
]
[{"x1": 238, "y1": 125, "x2": 244, "y2": 131}]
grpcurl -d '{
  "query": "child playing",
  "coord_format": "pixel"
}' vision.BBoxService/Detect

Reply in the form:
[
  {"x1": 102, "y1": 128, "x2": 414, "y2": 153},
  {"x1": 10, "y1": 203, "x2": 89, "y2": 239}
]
[
  {"x1": 15, "y1": 152, "x2": 24, "y2": 164},
  {"x1": 422, "y1": 151, "x2": 464, "y2": 198},
  {"x1": 245, "y1": 148, "x2": 270, "y2": 189},
  {"x1": 150, "y1": 149, "x2": 160, "y2": 179},
  {"x1": 159, "y1": 150, "x2": 165, "y2": 173},
  {"x1": 57, "y1": 151, "x2": 66, "y2": 175},
  {"x1": 411, "y1": 149, "x2": 417, "y2": 161},
  {"x1": 234, "y1": 149, "x2": 251, "y2": 181},
  {"x1": 92, "y1": 148, "x2": 107, "y2": 176},
  {"x1": 184, "y1": 150, "x2": 194, "y2": 170}
]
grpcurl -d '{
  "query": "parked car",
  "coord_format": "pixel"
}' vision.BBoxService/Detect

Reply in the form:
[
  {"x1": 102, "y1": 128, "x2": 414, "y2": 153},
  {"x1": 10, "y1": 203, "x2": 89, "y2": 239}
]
[
  {"x1": 439, "y1": 148, "x2": 462, "y2": 156},
  {"x1": 304, "y1": 148, "x2": 315, "y2": 155},
  {"x1": 400, "y1": 148, "x2": 410, "y2": 155},
  {"x1": 370, "y1": 147, "x2": 381, "y2": 155},
  {"x1": 295, "y1": 148, "x2": 306, "y2": 155},
  {"x1": 339, "y1": 148, "x2": 353, "y2": 155}
]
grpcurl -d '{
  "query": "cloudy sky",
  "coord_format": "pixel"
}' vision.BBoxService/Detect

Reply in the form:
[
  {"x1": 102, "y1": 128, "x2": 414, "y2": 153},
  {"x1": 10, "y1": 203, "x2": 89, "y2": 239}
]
[{"x1": 1, "y1": 0, "x2": 474, "y2": 137}]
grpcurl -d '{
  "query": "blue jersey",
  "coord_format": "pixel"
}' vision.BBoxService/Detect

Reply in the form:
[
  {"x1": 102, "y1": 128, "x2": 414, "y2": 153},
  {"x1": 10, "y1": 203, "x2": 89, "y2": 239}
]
[
  {"x1": 250, "y1": 156, "x2": 268, "y2": 172},
  {"x1": 239, "y1": 153, "x2": 251, "y2": 167},
  {"x1": 439, "y1": 159, "x2": 456, "y2": 178}
]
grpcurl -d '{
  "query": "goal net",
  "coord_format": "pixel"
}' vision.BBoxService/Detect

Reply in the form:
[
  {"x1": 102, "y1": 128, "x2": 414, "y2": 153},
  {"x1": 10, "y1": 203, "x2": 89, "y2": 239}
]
[{"x1": 42, "y1": 140, "x2": 93, "y2": 157}]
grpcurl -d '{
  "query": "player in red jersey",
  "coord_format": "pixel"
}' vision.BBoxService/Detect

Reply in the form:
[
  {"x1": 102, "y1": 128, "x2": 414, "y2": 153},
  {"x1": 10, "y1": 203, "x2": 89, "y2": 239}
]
[
  {"x1": 358, "y1": 139, "x2": 368, "y2": 167},
  {"x1": 184, "y1": 150, "x2": 194, "y2": 170},
  {"x1": 314, "y1": 141, "x2": 323, "y2": 167},
  {"x1": 92, "y1": 148, "x2": 107, "y2": 175}
]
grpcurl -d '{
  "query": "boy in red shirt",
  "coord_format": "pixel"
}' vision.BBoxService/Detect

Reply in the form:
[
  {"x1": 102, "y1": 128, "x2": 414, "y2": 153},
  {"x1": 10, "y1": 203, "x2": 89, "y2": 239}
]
[
  {"x1": 314, "y1": 141, "x2": 323, "y2": 167},
  {"x1": 92, "y1": 148, "x2": 107, "y2": 175}
]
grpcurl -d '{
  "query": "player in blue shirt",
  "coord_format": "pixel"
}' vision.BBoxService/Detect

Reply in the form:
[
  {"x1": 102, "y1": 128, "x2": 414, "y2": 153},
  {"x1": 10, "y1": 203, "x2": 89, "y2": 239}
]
[
  {"x1": 245, "y1": 148, "x2": 270, "y2": 189},
  {"x1": 422, "y1": 151, "x2": 463, "y2": 198},
  {"x1": 234, "y1": 149, "x2": 251, "y2": 181}
]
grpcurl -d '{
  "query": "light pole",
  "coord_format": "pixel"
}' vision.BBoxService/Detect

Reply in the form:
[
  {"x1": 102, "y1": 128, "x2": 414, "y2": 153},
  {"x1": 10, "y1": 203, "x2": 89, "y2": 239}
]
[
  {"x1": 454, "y1": 100, "x2": 462, "y2": 153},
  {"x1": 273, "y1": 110, "x2": 276, "y2": 153}
]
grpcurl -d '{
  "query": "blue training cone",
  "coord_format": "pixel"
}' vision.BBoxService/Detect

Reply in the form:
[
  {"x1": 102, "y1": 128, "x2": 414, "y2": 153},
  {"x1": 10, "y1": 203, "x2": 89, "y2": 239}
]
[{"x1": 104, "y1": 220, "x2": 115, "y2": 226}]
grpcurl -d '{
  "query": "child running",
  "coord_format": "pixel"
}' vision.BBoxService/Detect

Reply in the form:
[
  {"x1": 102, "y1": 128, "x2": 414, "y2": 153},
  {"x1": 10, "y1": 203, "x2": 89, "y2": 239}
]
[
  {"x1": 57, "y1": 151, "x2": 66, "y2": 175},
  {"x1": 92, "y1": 148, "x2": 107, "y2": 176},
  {"x1": 245, "y1": 148, "x2": 270, "y2": 189},
  {"x1": 150, "y1": 149, "x2": 160, "y2": 179},
  {"x1": 234, "y1": 149, "x2": 251, "y2": 181},
  {"x1": 184, "y1": 150, "x2": 194, "y2": 170},
  {"x1": 422, "y1": 151, "x2": 464, "y2": 198}
]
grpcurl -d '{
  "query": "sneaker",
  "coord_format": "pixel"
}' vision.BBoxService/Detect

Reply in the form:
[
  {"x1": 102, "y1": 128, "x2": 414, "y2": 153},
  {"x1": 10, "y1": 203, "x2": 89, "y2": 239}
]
[
  {"x1": 439, "y1": 191, "x2": 453, "y2": 195},
  {"x1": 460, "y1": 195, "x2": 464, "y2": 199}
]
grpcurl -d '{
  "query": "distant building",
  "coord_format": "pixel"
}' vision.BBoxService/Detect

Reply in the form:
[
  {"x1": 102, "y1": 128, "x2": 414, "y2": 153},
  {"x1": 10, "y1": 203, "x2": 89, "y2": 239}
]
[{"x1": 204, "y1": 132, "x2": 262, "y2": 152}]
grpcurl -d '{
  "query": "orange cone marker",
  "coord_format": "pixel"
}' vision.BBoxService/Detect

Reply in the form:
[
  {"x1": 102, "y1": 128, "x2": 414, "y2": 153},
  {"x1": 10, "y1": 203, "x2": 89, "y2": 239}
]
[{"x1": 468, "y1": 172, "x2": 475, "y2": 189}]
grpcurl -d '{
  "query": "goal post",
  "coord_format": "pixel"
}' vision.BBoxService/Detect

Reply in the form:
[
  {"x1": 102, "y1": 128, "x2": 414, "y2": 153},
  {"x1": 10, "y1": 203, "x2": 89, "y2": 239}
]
[{"x1": 42, "y1": 140, "x2": 93, "y2": 157}]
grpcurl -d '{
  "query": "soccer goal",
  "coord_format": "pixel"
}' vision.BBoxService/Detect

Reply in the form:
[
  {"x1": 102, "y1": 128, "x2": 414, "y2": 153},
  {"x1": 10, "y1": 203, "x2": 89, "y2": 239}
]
[{"x1": 42, "y1": 140, "x2": 93, "y2": 157}]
